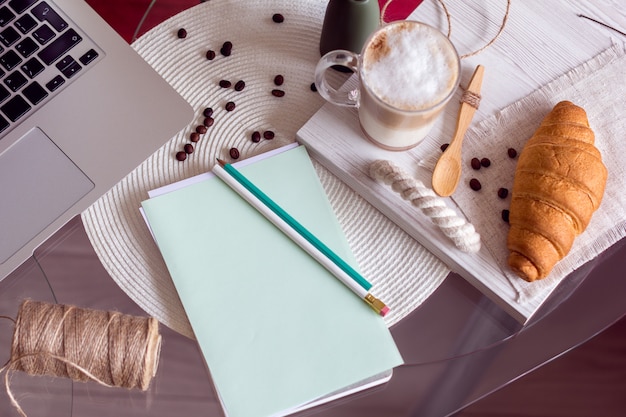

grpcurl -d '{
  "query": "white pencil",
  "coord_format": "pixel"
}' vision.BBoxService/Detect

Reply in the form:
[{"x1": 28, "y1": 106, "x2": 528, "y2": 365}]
[{"x1": 213, "y1": 159, "x2": 389, "y2": 317}]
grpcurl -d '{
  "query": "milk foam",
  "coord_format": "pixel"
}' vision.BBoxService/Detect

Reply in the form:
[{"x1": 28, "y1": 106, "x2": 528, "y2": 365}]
[{"x1": 362, "y1": 23, "x2": 458, "y2": 111}]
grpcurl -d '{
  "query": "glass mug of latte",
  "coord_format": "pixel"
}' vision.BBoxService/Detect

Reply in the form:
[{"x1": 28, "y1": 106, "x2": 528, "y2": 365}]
[{"x1": 315, "y1": 20, "x2": 460, "y2": 151}]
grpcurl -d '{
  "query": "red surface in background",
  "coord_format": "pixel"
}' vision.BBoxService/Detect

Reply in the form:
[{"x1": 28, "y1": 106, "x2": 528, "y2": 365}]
[{"x1": 85, "y1": 0, "x2": 422, "y2": 43}]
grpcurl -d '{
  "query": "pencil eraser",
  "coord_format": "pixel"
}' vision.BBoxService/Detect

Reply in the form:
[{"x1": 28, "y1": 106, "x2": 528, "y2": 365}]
[{"x1": 380, "y1": 306, "x2": 390, "y2": 317}]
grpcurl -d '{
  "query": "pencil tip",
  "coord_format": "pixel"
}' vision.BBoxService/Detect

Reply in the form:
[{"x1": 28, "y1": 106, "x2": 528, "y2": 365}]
[{"x1": 216, "y1": 158, "x2": 226, "y2": 167}]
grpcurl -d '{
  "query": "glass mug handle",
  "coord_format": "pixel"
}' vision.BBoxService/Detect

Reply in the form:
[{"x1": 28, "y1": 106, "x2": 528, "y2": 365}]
[{"x1": 314, "y1": 50, "x2": 360, "y2": 107}]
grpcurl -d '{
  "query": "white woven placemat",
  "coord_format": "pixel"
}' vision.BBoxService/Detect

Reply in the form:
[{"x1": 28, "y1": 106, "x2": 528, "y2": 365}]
[{"x1": 81, "y1": 0, "x2": 449, "y2": 338}]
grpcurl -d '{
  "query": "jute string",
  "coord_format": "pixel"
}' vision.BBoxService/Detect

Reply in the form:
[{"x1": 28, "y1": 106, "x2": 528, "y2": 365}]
[
  {"x1": 380, "y1": 0, "x2": 512, "y2": 59},
  {"x1": 0, "y1": 300, "x2": 162, "y2": 417},
  {"x1": 461, "y1": 89, "x2": 481, "y2": 109}
]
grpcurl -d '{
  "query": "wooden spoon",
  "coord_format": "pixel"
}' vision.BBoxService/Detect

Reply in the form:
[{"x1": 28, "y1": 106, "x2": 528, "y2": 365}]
[{"x1": 432, "y1": 65, "x2": 485, "y2": 197}]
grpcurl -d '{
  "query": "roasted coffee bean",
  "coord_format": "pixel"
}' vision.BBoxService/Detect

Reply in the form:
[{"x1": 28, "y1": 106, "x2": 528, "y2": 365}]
[
  {"x1": 440, "y1": 143, "x2": 449, "y2": 152},
  {"x1": 508, "y1": 147, "x2": 518, "y2": 158},
  {"x1": 234, "y1": 80, "x2": 246, "y2": 91},
  {"x1": 196, "y1": 125, "x2": 208, "y2": 134},
  {"x1": 272, "y1": 13, "x2": 285, "y2": 23},
  {"x1": 184, "y1": 143, "x2": 194, "y2": 154},
  {"x1": 263, "y1": 130, "x2": 275, "y2": 140},
  {"x1": 177, "y1": 28, "x2": 187, "y2": 38},
  {"x1": 251, "y1": 131, "x2": 261, "y2": 143},
  {"x1": 471, "y1": 157, "x2": 481, "y2": 170},
  {"x1": 203, "y1": 107, "x2": 214, "y2": 117},
  {"x1": 469, "y1": 178, "x2": 481, "y2": 191},
  {"x1": 271, "y1": 89, "x2": 285, "y2": 97},
  {"x1": 273, "y1": 74, "x2": 284, "y2": 86},
  {"x1": 206, "y1": 50, "x2": 216, "y2": 60},
  {"x1": 220, "y1": 41, "x2": 233, "y2": 56},
  {"x1": 498, "y1": 187, "x2": 509, "y2": 199},
  {"x1": 219, "y1": 79, "x2": 232, "y2": 88},
  {"x1": 502, "y1": 209, "x2": 510, "y2": 223},
  {"x1": 229, "y1": 147, "x2": 240, "y2": 159},
  {"x1": 203, "y1": 117, "x2": 214, "y2": 127},
  {"x1": 176, "y1": 151, "x2": 187, "y2": 161},
  {"x1": 481, "y1": 157, "x2": 491, "y2": 168},
  {"x1": 190, "y1": 132, "x2": 200, "y2": 142},
  {"x1": 225, "y1": 101, "x2": 236, "y2": 111},
  {"x1": 310, "y1": 82, "x2": 317, "y2": 92}
]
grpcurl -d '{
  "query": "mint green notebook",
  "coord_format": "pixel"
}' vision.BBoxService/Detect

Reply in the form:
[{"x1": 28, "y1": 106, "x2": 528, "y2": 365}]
[{"x1": 142, "y1": 145, "x2": 403, "y2": 417}]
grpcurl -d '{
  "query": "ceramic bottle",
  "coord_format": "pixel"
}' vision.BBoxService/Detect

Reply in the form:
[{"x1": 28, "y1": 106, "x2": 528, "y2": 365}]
[{"x1": 319, "y1": 0, "x2": 381, "y2": 56}]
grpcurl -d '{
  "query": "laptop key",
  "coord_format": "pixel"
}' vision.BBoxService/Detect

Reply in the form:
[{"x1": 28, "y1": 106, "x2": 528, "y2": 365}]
[
  {"x1": 31, "y1": 2, "x2": 67, "y2": 32},
  {"x1": 0, "y1": 49, "x2": 21, "y2": 70},
  {"x1": 44, "y1": 73, "x2": 62, "y2": 91},
  {"x1": 37, "y1": 28, "x2": 80, "y2": 65},
  {"x1": 0, "y1": 84, "x2": 9, "y2": 102},
  {"x1": 79, "y1": 48, "x2": 98, "y2": 65},
  {"x1": 8, "y1": 0, "x2": 38, "y2": 14},
  {"x1": 0, "y1": 25, "x2": 19, "y2": 46},
  {"x1": 55, "y1": 54, "x2": 71, "y2": 69},
  {"x1": 15, "y1": 36, "x2": 37, "y2": 57},
  {"x1": 0, "y1": 6, "x2": 15, "y2": 27},
  {"x1": 32, "y1": 23, "x2": 54, "y2": 44},
  {"x1": 4, "y1": 70, "x2": 27, "y2": 91},
  {"x1": 22, "y1": 81, "x2": 47, "y2": 104},
  {"x1": 61, "y1": 60, "x2": 80, "y2": 77},
  {"x1": 1, "y1": 94, "x2": 30, "y2": 121},
  {"x1": 20, "y1": 56, "x2": 42, "y2": 77},
  {"x1": 14, "y1": 13, "x2": 36, "y2": 33}
]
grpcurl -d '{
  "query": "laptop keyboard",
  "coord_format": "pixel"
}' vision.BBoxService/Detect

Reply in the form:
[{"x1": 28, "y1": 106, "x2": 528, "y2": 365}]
[{"x1": 0, "y1": 0, "x2": 102, "y2": 136}]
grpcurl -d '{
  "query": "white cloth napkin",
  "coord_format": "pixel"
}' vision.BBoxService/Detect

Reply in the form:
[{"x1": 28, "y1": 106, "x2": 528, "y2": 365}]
[{"x1": 449, "y1": 42, "x2": 626, "y2": 302}]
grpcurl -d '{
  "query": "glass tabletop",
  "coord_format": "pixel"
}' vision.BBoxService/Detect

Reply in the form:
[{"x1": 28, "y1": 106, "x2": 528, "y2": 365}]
[{"x1": 2, "y1": 216, "x2": 624, "y2": 417}]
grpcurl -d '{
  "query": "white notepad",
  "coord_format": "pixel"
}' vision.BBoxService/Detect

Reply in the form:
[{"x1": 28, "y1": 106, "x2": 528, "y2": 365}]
[{"x1": 142, "y1": 144, "x2": 403, "y2": 417}]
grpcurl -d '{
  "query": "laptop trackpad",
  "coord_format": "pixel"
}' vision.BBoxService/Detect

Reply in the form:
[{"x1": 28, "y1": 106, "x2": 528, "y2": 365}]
[{"x1": 0, "y1": 128, "x2": 94, "y2": 263}]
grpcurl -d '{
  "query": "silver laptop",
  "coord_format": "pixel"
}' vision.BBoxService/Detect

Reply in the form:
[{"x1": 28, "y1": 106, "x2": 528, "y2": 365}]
[{"x1": 0, "y1": 0, "x2": 193, "y2": 281}]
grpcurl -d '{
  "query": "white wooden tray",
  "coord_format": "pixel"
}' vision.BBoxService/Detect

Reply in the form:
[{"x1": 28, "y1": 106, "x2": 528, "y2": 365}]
[{"x1": 298, "y1": 0, "x2": 625, "y2": 322}]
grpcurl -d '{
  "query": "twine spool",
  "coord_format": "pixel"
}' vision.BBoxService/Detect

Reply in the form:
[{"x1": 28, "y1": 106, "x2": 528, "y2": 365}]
[{"x1": 2, "y1": 300, "x2": 161, "y2": 417}]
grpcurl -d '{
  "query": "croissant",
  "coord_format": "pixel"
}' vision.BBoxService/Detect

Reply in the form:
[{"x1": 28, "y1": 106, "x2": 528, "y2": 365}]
[{"x1": 507, "y1": 101, "x2": 607, "y2": 282}]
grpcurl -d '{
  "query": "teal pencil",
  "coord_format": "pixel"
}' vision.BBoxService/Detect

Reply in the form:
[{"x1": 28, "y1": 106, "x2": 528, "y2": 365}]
[{"x1": 214, "y1": 158, "x2": 389, "y2": 316}]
